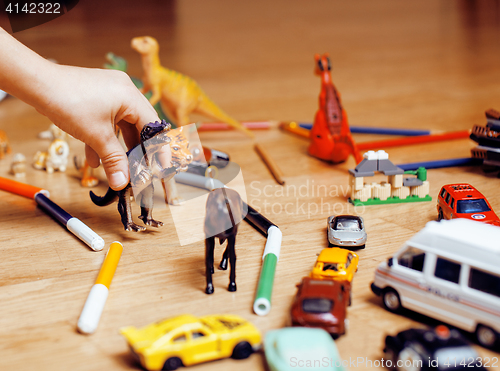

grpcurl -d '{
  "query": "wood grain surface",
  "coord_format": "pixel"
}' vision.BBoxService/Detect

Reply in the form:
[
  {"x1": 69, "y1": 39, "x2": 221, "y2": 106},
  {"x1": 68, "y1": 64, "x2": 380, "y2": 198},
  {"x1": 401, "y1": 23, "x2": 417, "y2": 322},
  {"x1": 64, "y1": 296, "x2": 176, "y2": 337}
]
[{"x1": 1, "y1": 1, "x2": 499, "y2": 370}]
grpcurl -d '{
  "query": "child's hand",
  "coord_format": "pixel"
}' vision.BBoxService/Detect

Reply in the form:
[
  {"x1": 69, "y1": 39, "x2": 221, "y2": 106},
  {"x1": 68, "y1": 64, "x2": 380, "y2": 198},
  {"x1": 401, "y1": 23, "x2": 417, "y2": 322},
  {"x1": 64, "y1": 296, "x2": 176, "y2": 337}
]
[
  {"x1": 37, "y1": 64, "x2": 159, "y2": 190},
  {"x1": 0, "y1": 27, "x2": 160, "y2": 190}
]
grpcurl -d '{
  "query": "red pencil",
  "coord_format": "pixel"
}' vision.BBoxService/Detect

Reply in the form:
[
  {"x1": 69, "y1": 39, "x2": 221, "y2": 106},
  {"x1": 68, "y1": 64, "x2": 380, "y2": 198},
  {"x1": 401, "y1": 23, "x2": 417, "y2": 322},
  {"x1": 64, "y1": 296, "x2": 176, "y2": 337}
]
[
  {"x1": 356, "y1": 130, "x2": 471, "y2": 150},
  {"x1": 279, "y1": 122, "x2": 470, "y2": 149}
]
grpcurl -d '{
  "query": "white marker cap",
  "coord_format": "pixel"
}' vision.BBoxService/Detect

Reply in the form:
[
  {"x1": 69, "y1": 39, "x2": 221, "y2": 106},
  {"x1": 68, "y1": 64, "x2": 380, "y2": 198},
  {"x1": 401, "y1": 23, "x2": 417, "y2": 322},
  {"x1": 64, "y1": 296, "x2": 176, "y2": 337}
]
[
  {"x1": 67, "y1": 218, "x2": 105, "y2": 251},
  {"x1": 77, "y1": 284, "x2": 109, "y2": 334}
]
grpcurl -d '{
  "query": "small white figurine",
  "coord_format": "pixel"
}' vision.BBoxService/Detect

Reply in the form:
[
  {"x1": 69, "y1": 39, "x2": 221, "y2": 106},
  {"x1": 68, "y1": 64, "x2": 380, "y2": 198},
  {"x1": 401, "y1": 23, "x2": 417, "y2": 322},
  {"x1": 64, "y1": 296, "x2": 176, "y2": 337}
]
[
  {"x1": 33, "y1": 138, "x2": 70, "y2": 173},
  {"x1": 10, "y1": 153, "x2": 26, "y2": 177}
]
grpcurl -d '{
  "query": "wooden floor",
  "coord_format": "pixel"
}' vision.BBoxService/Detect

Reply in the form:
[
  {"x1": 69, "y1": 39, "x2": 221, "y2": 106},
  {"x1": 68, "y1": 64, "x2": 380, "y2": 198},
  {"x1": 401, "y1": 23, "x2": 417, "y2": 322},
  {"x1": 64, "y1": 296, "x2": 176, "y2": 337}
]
[{"x1": 1, "y1": 0, "x2": 500, "y2": 370}]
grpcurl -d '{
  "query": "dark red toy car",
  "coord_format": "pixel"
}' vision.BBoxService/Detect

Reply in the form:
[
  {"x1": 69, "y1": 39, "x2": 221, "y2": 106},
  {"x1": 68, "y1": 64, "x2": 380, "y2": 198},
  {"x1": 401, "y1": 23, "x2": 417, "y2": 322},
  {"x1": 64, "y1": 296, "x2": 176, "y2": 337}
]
[
  {"x1": 437, "y1": 184, "x2": 500, "y2": 227},
  {"x1": 291, "y1": 277, "x2": 350, "y2": 338}
]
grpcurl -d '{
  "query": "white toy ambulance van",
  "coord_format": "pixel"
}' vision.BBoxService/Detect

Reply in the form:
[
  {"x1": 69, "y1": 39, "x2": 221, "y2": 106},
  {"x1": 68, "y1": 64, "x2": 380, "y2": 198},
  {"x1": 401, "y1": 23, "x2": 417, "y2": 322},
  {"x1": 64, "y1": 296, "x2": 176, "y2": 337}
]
[{"x1": 371, "y1": 219, "x2": 500, "y2": 348}]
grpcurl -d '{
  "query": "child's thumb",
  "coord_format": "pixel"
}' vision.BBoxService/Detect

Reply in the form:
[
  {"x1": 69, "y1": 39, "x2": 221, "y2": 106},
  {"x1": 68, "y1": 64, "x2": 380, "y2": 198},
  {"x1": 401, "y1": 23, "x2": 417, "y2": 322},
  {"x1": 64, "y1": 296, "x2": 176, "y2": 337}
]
[{"x1": 95, "y1": 138, "x2": 130, "y2": 190}]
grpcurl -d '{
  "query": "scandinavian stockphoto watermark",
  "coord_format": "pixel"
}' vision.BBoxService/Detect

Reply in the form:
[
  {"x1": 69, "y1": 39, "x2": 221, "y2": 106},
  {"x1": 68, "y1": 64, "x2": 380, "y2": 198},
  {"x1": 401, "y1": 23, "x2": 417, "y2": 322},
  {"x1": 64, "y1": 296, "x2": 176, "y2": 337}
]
[
  {"x1": 249, "y1": 180, "x2": 364, "y2": 219},
  {"x1": 289, "y1": 356, "x2": 499, "y2": 369}
]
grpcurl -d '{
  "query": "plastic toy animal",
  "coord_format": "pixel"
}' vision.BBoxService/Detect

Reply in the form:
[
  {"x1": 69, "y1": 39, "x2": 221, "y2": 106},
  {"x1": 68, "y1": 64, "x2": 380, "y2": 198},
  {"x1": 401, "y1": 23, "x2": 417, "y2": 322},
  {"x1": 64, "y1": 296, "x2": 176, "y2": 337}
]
[
  {"x1": 0, "y1": 130, "x2": 11, "y2": 159},
  {"x1": 204, "y1": 188, "x2": 244, "y2": 294},
  {"x1": 33, "y1": 138, "x2": 70, "y2": 173},
  {"x1": 131, "y1": 36, "x2": 254, "y2": 138},
  {"x1": 90, "y1": 121, "x2": 192, "y2": 232},
  {"x1": 308, "y1": 54, "x2": 362, "y2": 164}
]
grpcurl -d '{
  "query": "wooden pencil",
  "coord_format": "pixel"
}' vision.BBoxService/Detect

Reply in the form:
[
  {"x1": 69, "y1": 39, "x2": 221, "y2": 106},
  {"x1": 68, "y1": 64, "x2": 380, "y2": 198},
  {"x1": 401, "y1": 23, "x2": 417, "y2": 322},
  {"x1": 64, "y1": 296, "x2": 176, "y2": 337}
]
[{"x1": 254, "y1": 143, "x2": 285, "y2": 185}]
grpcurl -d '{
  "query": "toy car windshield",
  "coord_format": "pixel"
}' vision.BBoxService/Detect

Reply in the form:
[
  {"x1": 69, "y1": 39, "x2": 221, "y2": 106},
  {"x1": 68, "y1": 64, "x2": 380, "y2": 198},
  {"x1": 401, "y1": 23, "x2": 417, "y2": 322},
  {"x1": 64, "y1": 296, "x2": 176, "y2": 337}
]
[
  {"x1": 302, "y1": 298, "x2": 333, "y2": 313},
  {"x1": 322, "y1": 263, "x2": 340, "y2": 272},
  {"x1": 333, "y1": 217, "x2": 361, "y2": 231},
  {"x1": 456, "y1": 199, "x2": 491, "y2": 213}
]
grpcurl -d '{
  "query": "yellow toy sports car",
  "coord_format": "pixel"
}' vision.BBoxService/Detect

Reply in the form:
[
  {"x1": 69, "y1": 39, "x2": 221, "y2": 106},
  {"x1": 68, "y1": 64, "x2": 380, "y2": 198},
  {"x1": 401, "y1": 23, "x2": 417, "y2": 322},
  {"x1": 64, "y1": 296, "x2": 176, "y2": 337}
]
[
  {"x1": 310, "y1": 248, "x2": 359, "y2": 282},
  {"x1": 121, "y1": 314, "x2": 262, "y2": 371}
]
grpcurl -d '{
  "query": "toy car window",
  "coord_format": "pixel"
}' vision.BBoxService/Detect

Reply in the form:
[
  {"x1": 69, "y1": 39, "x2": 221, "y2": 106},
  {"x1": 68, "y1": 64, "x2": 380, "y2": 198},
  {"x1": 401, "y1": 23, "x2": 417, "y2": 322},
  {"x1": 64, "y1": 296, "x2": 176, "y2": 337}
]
[
  {"x1": 445, "y1": 193, "x2": 451, "y2": 204},
  {"x1": 323, "y1": 263, "x2": 339, "y2": 272},
  {"x1": 450, "y1": 198, "x2": 455, "y2": 209},
  {"x1": 469, "y1": 268, "x2": 500, "y2": 298},
  {"x1": 434, "y1": 258, "x2": 461, "y2": 284},
  {"x1": 346, "y1": 253, "x2": 353, "y2": 268},
  {"x1": 217, "y1": 319, "x2": 242, "y2": 329},
  {"x1": 456, "y1": 199, "x2": 491, "y2": 213},
  {"x1": 440, "y1": 188, "x2": 447, "y2": 198},
  {"x1": 334, "y1": 217, "x2": 360, "y2": 231},
  {"x1": 191, "y1": 331, "x2": 206, "y2": 339},
  {"x1": 302, "y1": 298, "x2": 333, "y2": 313},
  {"x1": 398, "y1": 247, "x2": 425, "y2": 272},
  {"x1": 172, "y1": 334, "x2": 186, "y2": 343}
]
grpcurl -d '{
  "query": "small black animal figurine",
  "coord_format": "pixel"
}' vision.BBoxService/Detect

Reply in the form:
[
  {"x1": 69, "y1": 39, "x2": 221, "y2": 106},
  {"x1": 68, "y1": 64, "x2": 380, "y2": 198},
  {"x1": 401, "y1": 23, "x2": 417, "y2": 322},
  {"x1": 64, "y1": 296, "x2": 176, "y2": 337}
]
[
  {"x1": 90, "y1": 120, "x2": 192, "y2": 231},
  {"x1": 204, "y1": 188, "x2": 244, "y2": 294}
]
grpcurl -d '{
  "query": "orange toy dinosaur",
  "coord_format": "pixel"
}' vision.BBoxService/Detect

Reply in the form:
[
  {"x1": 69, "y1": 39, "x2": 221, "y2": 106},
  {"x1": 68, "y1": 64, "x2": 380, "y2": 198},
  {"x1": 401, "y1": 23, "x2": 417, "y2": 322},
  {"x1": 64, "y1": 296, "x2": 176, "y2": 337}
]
[
  {"x1": 131, "y1": 36, "x2": 254, "y2": 139},
  {"x1": 308, "y1": 54, "x2": 362, "y2": 164}
]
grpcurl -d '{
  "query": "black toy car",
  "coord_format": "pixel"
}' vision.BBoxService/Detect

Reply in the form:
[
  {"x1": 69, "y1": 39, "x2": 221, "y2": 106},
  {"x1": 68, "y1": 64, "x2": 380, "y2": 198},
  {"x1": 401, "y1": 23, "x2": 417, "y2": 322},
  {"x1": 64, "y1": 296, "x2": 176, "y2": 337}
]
[{"x1": 383, "y1": 326, "x2": 485, "y2": 370}]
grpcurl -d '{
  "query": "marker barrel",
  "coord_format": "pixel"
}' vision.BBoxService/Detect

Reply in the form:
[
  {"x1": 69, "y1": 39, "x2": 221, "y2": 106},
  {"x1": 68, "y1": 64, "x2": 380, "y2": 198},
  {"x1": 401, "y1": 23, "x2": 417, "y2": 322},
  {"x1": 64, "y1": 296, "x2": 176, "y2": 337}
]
[
  {"x1": 35, "y1": 193, "x2": 104, "y2": 251},
  {"x1": 253, "y1": 226, "x2": 282, "y2": 316},
  {"x1": 77, "y1": 242, "x2": 123, "y2": 334},
  {"x1": 0, "y1": 176, "x2": 49, "y2": 199}
]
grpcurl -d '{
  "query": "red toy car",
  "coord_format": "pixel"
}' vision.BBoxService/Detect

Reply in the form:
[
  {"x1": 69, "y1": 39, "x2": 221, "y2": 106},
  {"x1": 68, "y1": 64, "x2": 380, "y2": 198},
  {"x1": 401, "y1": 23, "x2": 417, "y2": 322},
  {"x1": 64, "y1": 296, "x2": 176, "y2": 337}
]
[
  {"x1": 291, "y1": 277, "x2": 350, "y2": 338},
  {"x1": 437, "y1": 184, "x2": 500, "y2": 226}
]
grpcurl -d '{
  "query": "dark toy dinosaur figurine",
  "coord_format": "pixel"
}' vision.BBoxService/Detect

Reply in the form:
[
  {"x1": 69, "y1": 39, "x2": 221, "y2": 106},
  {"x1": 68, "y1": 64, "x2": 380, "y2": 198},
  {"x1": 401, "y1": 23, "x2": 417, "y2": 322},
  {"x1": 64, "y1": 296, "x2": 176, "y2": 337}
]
[
  {"x1": 204, "y1": 188, "x2": 244, "y2": 294},
  {"x1": 90, "y1": 120, "x2": 192, "y2": 232}
]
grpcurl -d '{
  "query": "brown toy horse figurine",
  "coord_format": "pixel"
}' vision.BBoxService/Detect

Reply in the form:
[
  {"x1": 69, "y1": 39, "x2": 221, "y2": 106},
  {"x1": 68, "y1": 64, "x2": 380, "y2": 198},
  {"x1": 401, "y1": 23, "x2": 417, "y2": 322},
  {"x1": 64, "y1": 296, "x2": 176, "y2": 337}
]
[
  {"x1": 308, "y1": 54, "x2": 362, "y2": 164},
  {"x1": 204, "y1": 188, "x2": 244, "y2": 294}
]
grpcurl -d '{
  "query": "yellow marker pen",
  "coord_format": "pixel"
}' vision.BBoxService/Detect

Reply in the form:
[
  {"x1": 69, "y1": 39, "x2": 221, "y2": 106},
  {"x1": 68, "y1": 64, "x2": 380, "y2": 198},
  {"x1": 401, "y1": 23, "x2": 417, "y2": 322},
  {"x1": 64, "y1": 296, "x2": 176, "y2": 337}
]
[{"x1": 77, "y1": 241, "x2": 123, "y2": 334}]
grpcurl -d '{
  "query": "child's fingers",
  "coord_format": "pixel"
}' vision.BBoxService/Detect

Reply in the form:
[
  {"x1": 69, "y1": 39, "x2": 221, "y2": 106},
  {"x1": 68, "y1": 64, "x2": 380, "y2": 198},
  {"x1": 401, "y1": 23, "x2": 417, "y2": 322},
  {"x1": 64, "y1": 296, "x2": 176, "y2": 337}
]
[
  {"x1": 85, "y1": 144, "x2": 100, "y2": 168},
  {"x1": 92, "y1": 134, "x2": 130, "y2": 191}
]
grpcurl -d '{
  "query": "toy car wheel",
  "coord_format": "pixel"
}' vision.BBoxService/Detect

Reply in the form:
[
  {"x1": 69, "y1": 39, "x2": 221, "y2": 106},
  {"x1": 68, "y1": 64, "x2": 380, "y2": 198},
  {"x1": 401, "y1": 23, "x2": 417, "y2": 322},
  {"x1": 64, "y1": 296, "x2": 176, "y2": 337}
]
[
  {"x1": 162, "y1": 357, "x2": 182, "y2": 371},
  {"x1": 382, "y1": 288, "x2": 402, "y2": 313},
  {"x1": 397, "y1": 347, "x2": 422, "y2": 371},
  {"x1": 476, "y1": 325, "x2": 498, "y2": 348},
  {"x1": 231, "y1": 341, "x2": 253, "y2": 359},
  {"x1": 438, "y1": 208, "x2": 443, "y2": 221}
]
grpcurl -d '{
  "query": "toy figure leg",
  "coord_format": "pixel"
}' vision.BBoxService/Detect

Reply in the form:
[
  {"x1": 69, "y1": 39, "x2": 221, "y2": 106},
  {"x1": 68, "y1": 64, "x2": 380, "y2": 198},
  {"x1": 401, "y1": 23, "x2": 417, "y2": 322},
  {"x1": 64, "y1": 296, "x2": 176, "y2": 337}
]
[
  {"x1": 227, "y1": 235, "x2": 237, "y2": 292},
  {"x1": 205, "y1": 237, "x2": 216, "y2": 294},
  {"x1": 219, "y1": 246, "x2": 229, "y2": 270},
  {"x1": 118, "y1": 185, "x2": 146, "y2": 232},
  {"x1": 138, "y1": 184, "x2": 163, "y2": 228}
]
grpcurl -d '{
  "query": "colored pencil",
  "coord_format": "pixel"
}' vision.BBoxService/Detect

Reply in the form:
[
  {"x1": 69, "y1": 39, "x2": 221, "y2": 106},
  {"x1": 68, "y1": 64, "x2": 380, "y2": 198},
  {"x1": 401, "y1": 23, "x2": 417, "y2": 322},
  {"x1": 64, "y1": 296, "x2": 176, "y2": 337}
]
[
  {"x1": 356, "y1": 130, "x2": 471, "y2": 150},
  {"x1": 280, "y1": 122, "x2": 470, "y2": 149},
  {"x1": 78, "y1": 241, "x2": 123, "y2": 334},
  {"x1": 254, "y1": 143, "x2": 285, "y2": 185},
  {"x1": 299, "y1": 122, "x2": 432, "y2": 136},
  {"x1": 197, "y1": 121, "x2": 270, "y2": 131},
  {"x1": 279, "y1": 122, "x2": 311, "y2": 138},
  {"x1": 397, "y1": 158, "x2": 482, "y2": 171}
]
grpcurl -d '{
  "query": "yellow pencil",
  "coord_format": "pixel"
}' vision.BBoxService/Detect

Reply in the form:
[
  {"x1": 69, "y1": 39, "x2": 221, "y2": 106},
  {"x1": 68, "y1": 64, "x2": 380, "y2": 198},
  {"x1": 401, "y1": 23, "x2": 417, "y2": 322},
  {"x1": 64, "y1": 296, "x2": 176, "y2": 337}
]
[
  {"x1": 279, "y1": 121, "x2": 311, "y2": 138},
  {"x1": 77, "y1": 241, "x2": 123, "y2": 334}
]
